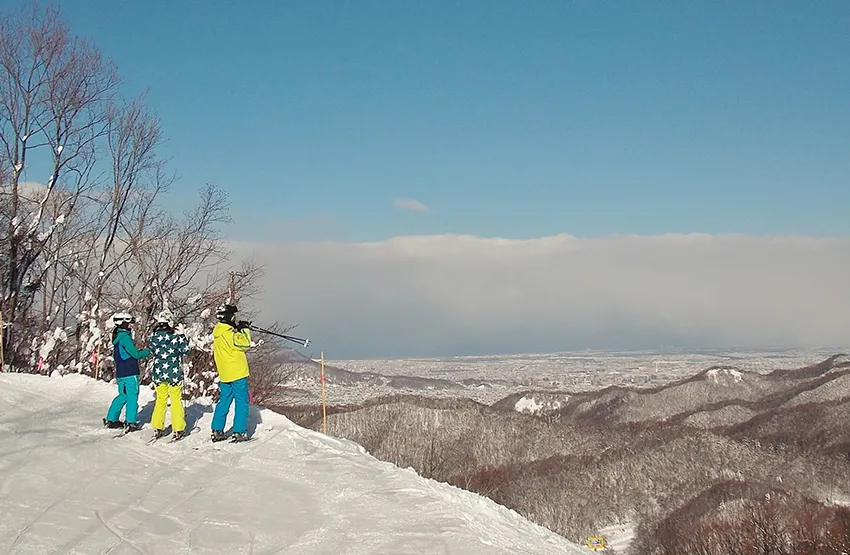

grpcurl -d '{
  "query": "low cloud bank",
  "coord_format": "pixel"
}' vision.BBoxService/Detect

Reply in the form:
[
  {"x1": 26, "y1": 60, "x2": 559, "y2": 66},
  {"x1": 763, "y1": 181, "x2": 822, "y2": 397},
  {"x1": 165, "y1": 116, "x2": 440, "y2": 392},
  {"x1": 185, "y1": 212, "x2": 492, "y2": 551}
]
[{"x1": 236, "y1": 233, "x2": 850, "y2": 358}]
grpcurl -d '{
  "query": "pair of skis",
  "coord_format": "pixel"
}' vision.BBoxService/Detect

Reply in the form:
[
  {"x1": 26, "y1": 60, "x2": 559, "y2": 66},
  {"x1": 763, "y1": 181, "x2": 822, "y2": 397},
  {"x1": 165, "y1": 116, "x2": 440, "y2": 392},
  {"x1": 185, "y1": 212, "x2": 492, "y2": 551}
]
[
  {"x1": 192, "y1": 433, "x2": 256, "y2": 451},
  {"x1": 112, "y1": 426, "x2": 142, "y2": 439},
  {"x1": 146, "y1": 426, "x2": 200, "y2": 445},
  {"x1": 111, "y1": 425, "x2": 199, "y2": 442},
  {"x1": 212, "y1": 433, "x2": 255, "y2": 444}
]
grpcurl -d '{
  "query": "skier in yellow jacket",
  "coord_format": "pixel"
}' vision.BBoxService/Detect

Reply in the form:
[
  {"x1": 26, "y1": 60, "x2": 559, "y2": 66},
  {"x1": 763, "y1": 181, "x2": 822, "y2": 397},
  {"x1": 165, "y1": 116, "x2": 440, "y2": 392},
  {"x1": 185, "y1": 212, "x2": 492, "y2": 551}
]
[{"x1": 210, "y1": 303, "x2": 253, "y2": 442}]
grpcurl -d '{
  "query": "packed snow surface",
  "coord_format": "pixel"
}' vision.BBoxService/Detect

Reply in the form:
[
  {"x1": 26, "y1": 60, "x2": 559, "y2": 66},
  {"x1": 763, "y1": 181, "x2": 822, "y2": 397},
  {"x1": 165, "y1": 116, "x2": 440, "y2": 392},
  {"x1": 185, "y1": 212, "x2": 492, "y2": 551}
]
[{"x1": 0, "y1": 373, "x2": 584, "y2": 554}]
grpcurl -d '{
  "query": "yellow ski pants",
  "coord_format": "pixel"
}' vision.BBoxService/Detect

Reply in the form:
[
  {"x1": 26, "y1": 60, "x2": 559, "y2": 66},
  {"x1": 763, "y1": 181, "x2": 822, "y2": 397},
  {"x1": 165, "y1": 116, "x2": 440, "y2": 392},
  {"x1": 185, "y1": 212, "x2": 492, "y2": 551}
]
[{"x1": 151, "y1": 382, "x2": 185, "y2": 432}]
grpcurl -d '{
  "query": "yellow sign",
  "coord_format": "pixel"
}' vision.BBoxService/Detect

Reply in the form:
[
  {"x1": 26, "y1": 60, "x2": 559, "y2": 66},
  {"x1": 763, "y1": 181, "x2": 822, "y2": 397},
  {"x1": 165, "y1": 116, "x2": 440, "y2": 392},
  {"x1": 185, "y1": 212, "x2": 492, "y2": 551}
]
[{"x1": 585, "y1": 536, "x2": 606, "y2": 551}]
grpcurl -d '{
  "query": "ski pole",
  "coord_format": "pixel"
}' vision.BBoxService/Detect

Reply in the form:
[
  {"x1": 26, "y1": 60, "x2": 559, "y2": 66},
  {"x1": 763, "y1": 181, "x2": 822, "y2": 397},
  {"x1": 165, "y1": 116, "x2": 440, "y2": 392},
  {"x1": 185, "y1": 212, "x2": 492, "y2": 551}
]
[{"x1": 249, "y1": 325, "x2": 310, "y2": 347}]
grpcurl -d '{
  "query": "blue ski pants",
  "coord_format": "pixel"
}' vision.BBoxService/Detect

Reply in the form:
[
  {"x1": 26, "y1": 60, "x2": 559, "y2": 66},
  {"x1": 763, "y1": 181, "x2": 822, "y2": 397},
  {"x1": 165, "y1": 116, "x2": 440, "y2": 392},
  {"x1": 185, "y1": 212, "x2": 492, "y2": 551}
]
[
  {"x1": 106, "y1": 375, "x2": 140, "y2": 424},
  {"x1": 211, "y1": 377, "x2": 249, "y2": 434}
]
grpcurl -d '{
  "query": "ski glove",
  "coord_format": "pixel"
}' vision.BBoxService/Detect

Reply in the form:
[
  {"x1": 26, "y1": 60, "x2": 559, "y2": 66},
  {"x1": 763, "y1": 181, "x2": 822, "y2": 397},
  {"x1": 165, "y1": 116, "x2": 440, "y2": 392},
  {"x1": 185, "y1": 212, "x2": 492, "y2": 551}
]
[{"x1": 236, "y1": 320, "x2": 252, "y2": 330}]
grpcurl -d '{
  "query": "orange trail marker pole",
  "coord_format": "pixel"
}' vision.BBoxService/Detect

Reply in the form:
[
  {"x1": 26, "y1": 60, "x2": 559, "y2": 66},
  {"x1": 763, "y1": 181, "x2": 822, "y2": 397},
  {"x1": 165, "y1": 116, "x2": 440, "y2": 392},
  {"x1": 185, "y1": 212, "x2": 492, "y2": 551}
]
[
  {"x1": 0, "y1": 310, "x2": 5, "y2": 372},
  {"x1": 321, "y1": 351, "x2": 327, "y2": 434}
]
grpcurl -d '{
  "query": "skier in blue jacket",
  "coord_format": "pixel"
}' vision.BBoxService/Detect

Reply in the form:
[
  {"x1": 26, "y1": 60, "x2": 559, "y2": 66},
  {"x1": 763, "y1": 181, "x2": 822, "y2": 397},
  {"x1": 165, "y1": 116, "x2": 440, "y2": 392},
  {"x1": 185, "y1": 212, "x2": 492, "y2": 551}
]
[{"x1": 103, "y1": 312, "x2": 150, "y2": 432}]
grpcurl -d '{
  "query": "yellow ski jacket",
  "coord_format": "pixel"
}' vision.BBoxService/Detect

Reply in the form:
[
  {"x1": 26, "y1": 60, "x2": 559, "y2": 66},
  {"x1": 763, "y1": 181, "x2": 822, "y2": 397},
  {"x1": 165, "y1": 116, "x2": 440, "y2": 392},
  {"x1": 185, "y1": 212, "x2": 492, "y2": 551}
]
[{"x1": 212, "y1": 322, "x2": 252, "y2": 383}]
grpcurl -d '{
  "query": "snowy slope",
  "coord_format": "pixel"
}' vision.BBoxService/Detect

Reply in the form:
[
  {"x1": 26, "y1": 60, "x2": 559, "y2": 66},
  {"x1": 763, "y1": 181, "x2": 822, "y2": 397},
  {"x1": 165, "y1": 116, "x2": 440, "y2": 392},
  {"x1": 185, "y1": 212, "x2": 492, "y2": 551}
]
[{"x1": 0, "y1": 373, "x2": 585, "y2": 554}]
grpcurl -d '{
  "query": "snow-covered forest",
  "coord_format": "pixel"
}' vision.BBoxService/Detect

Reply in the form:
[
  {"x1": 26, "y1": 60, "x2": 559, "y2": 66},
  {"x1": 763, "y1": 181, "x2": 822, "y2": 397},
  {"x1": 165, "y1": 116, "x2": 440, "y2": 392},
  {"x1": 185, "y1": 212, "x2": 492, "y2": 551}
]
[
  {"x1": 278, "y1": 352, "x2": 850, "y2": 553},
  {"x1": 0, "y1": 3, "x2": 286, "y2": 398}
]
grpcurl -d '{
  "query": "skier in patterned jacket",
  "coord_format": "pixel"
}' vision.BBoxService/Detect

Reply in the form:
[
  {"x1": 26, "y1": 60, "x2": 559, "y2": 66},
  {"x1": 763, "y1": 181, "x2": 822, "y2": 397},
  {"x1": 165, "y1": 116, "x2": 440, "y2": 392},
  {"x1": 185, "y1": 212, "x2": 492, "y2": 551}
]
[{"x1": 149, "y1": 309, "x2": 190, "y2": 440}]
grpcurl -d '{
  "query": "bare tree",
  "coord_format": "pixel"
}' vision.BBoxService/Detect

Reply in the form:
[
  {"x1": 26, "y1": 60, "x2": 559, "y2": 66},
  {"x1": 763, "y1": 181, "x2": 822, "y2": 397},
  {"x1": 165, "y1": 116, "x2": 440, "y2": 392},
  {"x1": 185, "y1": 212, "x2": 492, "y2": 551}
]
[
  {"x1": 0, "y1": 3, "x2": 301, "y2": 400},
  {"x1": 71, "y1": 94, "x2": 168, "y2": 375},
  {"x1": 123, "y1": 183, "x2": 230, "y2": 323},
  {"x1": 0, "y1": 2, "x2": 118, "y2": 366}
]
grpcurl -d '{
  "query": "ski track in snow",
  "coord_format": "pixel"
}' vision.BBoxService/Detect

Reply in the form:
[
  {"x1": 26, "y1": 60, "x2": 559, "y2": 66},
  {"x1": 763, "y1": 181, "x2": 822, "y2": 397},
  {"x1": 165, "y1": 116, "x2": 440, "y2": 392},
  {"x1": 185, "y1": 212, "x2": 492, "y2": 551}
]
[{"x1": 0, "y1": 373, "x2": 585, "y2": 554}]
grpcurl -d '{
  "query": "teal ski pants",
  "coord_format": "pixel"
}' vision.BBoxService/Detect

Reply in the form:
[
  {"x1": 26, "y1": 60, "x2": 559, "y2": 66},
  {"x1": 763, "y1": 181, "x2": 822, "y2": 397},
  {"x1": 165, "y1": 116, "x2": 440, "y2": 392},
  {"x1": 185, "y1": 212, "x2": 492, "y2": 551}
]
[{"x1": 106, "y1": 375, "x2": 140, "y2": 424}]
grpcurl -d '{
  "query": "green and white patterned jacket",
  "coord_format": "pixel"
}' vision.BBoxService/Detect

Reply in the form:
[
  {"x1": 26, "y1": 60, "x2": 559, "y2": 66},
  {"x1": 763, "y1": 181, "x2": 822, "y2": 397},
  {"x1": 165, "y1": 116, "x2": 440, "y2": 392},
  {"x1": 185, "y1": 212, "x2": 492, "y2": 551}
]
[{"x1": 149, "y1": 329, "x2": 190, "y2": 386}]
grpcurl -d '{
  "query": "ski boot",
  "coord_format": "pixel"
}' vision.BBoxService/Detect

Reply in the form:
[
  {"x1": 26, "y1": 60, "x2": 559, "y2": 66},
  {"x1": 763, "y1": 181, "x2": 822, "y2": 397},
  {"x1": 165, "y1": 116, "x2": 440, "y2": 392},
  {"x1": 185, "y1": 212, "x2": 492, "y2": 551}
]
[
  {"x1": 211, "y1": 430, "x2": 228, "y2": 442},
  {"x1": 230, "y1": 432, "x2": 249, "y2": 443},
  {"x1": 171, "y1": 430, "x2": 186, "y2": 441},
  {"x1": 151, "y1": 428, "x2": 167, "y2": 440},
  {"x1": 103, "y1": 417, "x2": 124, "y2": 429},
  {"x1": 124, "y1": 422, "x2": 142, "y2": 433}
]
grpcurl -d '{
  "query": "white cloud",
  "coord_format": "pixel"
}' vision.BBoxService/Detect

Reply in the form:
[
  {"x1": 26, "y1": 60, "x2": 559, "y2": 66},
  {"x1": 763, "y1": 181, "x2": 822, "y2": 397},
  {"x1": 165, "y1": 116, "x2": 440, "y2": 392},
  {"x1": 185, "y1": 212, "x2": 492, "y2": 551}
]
[
  {"x1": 235, "y1": 233, "x2": 850, "y2": 358},
  {"x1": 0, "y1": 181, "x2": 48, "y2": 201},
  {"x1": 394, "y1": 198, "x2": 430, "y2": 212}
]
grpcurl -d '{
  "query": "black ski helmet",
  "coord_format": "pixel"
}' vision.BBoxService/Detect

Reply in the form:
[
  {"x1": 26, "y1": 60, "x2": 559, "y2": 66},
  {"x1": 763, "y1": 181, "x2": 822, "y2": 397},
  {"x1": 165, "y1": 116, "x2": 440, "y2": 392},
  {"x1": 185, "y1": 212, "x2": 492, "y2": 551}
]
[{"x1": 215, "y1": 303, "x2": 237, "y2": 321}]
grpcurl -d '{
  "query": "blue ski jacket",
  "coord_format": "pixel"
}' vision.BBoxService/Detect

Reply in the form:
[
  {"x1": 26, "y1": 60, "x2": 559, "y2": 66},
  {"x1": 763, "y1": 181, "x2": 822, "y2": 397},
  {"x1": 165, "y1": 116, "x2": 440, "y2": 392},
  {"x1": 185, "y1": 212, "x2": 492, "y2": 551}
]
[{"x1": 113, "y1": 328, "x2": 150, "y2": 378}]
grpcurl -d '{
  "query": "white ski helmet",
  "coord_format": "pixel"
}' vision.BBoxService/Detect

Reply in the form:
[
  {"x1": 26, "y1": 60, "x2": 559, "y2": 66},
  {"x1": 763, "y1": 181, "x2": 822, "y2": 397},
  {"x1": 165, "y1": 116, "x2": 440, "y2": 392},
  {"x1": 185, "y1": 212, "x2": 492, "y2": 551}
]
[
  {"x1": 112, "y1": 312, "x2": 135, "y2": 326},
  {"x1": 155, "y1": 309, "x2": 176, "y2": 327}
]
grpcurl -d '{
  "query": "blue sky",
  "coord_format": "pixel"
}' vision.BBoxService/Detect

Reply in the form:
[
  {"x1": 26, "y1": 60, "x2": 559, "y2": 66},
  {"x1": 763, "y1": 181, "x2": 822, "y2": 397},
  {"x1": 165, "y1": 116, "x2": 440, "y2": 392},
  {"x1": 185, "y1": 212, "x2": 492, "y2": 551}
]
[{"x1": 51, "y1": 1, "x2": 850, "y2": 243}]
